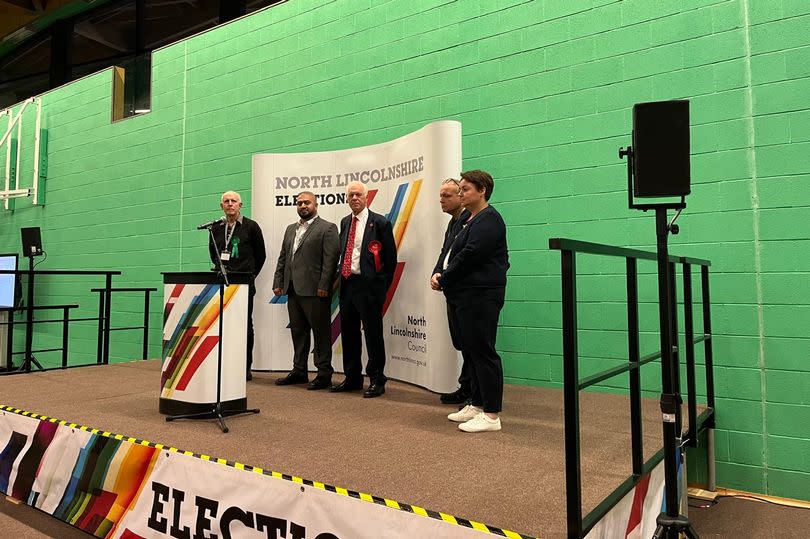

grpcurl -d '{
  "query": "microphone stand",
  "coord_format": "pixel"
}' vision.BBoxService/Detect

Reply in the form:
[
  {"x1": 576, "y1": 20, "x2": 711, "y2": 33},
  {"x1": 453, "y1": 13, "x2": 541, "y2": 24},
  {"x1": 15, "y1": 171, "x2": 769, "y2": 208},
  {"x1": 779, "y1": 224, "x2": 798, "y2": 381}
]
[{"x1": 166, "y1": 220, "x2": 259, "y2": 433}]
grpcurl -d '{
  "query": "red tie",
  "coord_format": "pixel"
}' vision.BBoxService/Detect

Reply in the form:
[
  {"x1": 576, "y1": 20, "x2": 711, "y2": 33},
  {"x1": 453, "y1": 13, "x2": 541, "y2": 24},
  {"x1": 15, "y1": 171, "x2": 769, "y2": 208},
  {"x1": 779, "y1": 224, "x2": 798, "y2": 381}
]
[{"x1": 341, "y1": 217, "x2": 358, "y2": 278}]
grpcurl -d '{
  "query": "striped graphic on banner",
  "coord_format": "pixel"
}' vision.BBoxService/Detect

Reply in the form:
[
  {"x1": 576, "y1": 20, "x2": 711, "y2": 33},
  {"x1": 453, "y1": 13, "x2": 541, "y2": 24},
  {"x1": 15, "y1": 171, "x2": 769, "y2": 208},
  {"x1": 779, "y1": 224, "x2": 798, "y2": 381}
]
[
  {"x1": 0, "y1": 407, "x2": 160, "y2": 537},
  {"x1": 162, "y1": 284, "x2": 185, "y2": 326},
  {"x1": 161, "y1": 284, "x2": 240, "y2": 394},
  {"x1": 0, "y1": 431, "x2": 27, "y2": 493}
]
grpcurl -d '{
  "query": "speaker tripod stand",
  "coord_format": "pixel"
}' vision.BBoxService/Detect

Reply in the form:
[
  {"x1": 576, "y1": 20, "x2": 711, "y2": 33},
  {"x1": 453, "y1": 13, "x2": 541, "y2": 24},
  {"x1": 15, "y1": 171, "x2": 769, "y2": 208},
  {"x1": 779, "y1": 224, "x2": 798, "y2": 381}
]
[
  {"x1": 650, "y1": 207, "x2": 699, "y2": 539},
  {"x1": 18, "y1": 254, "x2": 44, "y2": 372},
  {"x1": 622, "y1": 140, "x2": 700, "y2": 539}
]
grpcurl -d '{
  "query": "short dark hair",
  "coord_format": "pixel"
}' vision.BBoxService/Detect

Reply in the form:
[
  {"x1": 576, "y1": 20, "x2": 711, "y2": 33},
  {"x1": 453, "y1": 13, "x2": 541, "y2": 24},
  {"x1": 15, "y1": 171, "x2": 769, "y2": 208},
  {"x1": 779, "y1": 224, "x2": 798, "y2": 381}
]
[{"x1": 460, "y1": 169, "x2": 494, "y2": 201}]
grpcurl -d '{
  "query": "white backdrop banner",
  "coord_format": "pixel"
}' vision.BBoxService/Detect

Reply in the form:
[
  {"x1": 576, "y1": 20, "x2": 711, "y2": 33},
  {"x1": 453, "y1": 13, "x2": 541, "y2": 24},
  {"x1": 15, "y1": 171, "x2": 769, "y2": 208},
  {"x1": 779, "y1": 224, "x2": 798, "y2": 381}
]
[{"x1": 252, "y1": 121, "x2": 462, "y2": 393}]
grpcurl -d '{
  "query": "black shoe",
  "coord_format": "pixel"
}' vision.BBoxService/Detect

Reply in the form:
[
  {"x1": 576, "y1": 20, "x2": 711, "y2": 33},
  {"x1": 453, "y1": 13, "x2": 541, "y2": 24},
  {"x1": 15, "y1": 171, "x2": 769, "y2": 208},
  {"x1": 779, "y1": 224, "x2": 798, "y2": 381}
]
[
  {"x1": 307, "y1": 377, "x2": 332, "y2": 390},
  {"x1": 246, "y1": 371, "x2": 253, "y2": 381},
  {"x1": 275, "y1": 371, "x2": 308, "y2": 386},
  {"x1": 330, "y1": 379, "x2": 363, "y2": 392},
  {"x1": 363, "y1": 383, "x2": 385, "y2": 398},
  {"x1": 440, "y1": 388, "x2": 469, "y2": 404}
]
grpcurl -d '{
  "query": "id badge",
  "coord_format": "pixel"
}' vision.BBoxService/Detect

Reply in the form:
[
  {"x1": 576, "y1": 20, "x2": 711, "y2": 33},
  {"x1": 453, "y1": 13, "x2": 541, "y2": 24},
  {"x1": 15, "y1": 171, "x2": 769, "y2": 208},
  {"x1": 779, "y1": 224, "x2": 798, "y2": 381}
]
[{"x1": 220, "y1": 252, "x2": 231, "y2": 261}]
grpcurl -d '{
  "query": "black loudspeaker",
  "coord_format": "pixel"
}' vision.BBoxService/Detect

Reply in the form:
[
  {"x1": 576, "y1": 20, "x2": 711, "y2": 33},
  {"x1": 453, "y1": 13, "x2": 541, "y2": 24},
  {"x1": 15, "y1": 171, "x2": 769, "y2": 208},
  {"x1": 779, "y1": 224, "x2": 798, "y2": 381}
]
[
  {"x1": 632, "y1": 100, "x2": 691, "y2": 198},
  {"x1": 21, "y1": 227, "x2": 43, "y2": 257}
]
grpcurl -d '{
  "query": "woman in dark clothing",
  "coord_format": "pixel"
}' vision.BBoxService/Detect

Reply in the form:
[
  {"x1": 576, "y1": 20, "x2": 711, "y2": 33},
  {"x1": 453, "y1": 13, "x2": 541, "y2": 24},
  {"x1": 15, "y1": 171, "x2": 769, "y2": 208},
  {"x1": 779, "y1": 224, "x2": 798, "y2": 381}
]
[{"x1": 433, "y1": 170, "x2": 509, "y2": 432}]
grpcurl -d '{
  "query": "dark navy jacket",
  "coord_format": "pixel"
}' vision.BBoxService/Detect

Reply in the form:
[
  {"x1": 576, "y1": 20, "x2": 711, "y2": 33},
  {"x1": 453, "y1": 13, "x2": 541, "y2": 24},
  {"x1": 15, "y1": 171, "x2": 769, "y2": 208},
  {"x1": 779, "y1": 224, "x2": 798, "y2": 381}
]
[{"x1": 438, "y1": 205, "x2": 509, "y2": 295}]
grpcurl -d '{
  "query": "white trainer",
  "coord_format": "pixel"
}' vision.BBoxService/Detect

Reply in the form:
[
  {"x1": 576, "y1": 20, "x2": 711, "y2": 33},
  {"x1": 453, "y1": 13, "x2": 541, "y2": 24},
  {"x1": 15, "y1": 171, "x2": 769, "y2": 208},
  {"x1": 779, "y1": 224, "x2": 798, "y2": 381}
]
[
  {"x1": 459, "y1": 413, "x2": 501, "y2": 433},
  {"x1": 447, "y1": 404, "x2": 482, "y2": 422}
]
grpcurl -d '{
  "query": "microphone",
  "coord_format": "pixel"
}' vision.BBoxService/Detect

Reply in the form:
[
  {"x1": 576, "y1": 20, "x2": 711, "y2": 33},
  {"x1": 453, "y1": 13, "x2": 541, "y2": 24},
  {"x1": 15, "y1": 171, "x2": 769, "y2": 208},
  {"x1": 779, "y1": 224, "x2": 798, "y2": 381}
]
[{"x1": 197, "y1": 217, "x2": 225, "y2": 230}]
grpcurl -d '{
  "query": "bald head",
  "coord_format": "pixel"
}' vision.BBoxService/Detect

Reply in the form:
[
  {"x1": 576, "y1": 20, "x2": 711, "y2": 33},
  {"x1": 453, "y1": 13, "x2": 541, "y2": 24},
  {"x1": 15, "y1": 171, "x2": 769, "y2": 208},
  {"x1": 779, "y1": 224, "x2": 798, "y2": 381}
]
[
  {"x1": 220, "y1": 190, "x2": 242, "y2": 222},
  {"x1": 346, "y1": 181, "x2": 367, "y2": 215}
]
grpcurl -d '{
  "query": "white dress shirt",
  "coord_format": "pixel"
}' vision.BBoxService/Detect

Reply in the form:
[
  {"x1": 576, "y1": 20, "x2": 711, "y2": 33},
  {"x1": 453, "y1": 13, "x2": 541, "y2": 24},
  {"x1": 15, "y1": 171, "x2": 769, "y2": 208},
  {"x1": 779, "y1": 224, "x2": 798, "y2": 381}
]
[
  {"x1": 349, "y1": 207, "x2": 368, "y2": 275},
  {"x1": 292, "y1": 215, "x2": 317, "y2": 257}
]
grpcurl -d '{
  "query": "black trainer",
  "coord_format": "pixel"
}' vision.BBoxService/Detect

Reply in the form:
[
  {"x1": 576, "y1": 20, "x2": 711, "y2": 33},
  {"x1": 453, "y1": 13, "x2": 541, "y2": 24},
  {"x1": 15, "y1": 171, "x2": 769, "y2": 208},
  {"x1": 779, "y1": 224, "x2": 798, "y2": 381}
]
[{"x1": 440, "y1": 388, "x2": 469, "y2": 405}]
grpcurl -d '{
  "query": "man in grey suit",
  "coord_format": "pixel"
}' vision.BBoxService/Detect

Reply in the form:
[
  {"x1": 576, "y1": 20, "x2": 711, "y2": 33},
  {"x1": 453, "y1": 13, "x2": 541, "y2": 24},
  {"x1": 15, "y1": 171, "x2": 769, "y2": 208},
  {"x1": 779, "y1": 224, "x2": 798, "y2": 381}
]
[{"x1": 272, "y1": 191, "x2": 341, "y2": 390}]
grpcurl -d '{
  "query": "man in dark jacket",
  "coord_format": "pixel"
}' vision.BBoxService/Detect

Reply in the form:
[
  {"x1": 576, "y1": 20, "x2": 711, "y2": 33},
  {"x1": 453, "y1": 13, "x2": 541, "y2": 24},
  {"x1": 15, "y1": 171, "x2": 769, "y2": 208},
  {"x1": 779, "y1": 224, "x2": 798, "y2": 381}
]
[
  {"x1": 331, "y1": 181, "x2": 397, "y2": 398},
  {"x1": 208, "y1": 190, "x2": 266, "y2": 380},
  {"x1": 431, "y1": 178, "x2": 472, "y2": 405}
]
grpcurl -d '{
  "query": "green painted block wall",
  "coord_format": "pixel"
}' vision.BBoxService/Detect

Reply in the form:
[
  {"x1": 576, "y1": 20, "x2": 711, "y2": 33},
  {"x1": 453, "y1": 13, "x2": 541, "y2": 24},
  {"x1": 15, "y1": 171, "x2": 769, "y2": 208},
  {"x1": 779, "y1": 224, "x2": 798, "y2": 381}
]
[{"x1": 1, "y1": 0, "x2": 809, "y2": 501}]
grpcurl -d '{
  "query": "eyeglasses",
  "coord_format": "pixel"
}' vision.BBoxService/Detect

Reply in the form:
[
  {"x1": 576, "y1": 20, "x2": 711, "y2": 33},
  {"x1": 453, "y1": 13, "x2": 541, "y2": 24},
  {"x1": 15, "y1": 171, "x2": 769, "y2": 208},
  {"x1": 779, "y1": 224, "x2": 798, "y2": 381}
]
[{"x1": 442, "y1": 178, "x2": 459, "y2": 185}]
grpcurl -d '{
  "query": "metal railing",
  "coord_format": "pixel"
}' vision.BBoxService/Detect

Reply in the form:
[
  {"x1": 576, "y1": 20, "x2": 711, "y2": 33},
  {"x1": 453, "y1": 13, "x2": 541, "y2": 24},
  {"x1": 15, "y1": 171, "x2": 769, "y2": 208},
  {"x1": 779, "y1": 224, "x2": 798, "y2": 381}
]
[
  {"x1": 91, "y1": 287, "x2": 156, "y2": 360},
  {"x1": 0, "y1": 268, "x2": 154, "y2": 373},
  {"x1": 549, "y1": 238, "x2": 716, "y2": 539},
  {"x1": 2, "y1": 304, "x2": 77, "y2": 368}
]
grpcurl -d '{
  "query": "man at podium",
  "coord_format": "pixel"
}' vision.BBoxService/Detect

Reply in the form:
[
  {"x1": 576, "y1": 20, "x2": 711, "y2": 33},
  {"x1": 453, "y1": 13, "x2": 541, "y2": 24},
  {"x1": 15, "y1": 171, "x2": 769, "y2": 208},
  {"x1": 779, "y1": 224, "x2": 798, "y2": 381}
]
[{"x1": 208, "y1": 190, "x2": 267, "y2": 380}]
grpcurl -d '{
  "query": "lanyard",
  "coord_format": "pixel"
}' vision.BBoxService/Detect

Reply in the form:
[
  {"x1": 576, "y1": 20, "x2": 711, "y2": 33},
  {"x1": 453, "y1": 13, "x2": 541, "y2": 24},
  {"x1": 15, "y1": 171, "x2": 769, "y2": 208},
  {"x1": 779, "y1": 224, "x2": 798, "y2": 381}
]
[{"x1": 223, "y1": 222, "x2": 236, "y2": 251}]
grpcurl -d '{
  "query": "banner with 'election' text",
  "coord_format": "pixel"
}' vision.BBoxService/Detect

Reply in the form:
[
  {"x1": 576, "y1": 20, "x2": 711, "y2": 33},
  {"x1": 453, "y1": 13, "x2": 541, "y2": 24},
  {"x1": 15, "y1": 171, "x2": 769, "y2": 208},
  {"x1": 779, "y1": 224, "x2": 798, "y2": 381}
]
[
  {"x1": 0, "y1": 405, "x2": 514, "y2": 538},
  {"x1": 251, "y1": 121, "x2": 462, "y2": 393}
]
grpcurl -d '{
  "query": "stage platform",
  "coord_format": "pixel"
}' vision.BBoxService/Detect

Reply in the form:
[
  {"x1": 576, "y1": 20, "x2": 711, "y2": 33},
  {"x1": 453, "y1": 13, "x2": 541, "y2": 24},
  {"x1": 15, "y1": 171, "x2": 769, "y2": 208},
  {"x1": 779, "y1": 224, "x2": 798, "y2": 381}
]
[{"x1": 1, "y1": 360, "x2": 674, "y2": 538}]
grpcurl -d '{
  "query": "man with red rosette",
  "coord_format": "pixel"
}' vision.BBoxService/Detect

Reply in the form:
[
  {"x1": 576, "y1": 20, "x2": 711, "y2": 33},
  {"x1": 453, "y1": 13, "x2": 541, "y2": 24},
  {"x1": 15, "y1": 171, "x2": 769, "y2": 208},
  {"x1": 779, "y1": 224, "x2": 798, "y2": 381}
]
[{"x1": 331, "y1": 180, "x2": 397, "y2": 398}]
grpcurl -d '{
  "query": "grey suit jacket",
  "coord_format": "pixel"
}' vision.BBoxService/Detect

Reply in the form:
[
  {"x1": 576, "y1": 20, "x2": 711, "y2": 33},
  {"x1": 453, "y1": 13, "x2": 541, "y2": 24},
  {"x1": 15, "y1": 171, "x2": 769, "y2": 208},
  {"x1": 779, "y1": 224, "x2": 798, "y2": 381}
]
[{"x1": 273, "y1": 216, "x2": 340, "y2": 296}]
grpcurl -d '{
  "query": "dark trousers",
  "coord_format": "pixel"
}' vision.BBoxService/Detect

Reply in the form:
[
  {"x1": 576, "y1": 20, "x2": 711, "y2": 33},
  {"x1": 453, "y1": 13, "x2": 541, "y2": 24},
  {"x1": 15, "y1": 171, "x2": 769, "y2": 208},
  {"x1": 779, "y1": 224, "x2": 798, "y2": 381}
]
[
  {"x1": 339, "y1": 275, "x2": 387, "y2": 385},
  {"x1": 247, "y1": 283, "x2": 255, "y2": 371},
  {"x1": 287, "y1": 283, "x2": 334, "y2": 379},
  {"x1": 446, "y1": 300, "x2": 471, "y2": 394},
  {"x1": 448, "y1": 287, "x2": 505, "y2": 413}
]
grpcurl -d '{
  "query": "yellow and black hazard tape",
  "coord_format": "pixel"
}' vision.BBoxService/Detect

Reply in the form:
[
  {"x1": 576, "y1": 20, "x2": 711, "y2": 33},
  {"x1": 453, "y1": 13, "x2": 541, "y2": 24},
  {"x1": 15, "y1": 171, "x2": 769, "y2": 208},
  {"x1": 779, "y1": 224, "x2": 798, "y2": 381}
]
[{"x1": 0, "y1": 404, "x2": 534, "y2": 538}]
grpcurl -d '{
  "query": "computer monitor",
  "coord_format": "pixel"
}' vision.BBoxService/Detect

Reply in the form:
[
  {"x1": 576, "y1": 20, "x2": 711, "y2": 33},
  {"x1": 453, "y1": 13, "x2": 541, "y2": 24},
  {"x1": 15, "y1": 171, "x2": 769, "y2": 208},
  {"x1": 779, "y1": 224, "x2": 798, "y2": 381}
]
[{"x1": 0, "y1": 253, "x2": 17, "y2": 308}]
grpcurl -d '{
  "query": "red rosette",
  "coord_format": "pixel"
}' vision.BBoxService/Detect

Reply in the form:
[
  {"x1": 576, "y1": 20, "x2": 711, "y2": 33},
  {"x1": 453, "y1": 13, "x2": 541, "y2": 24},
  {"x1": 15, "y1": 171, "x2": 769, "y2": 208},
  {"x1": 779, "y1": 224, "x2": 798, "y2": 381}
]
[{"x1": 368, "y1": 240, "x2": 382, "y2": 272}]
